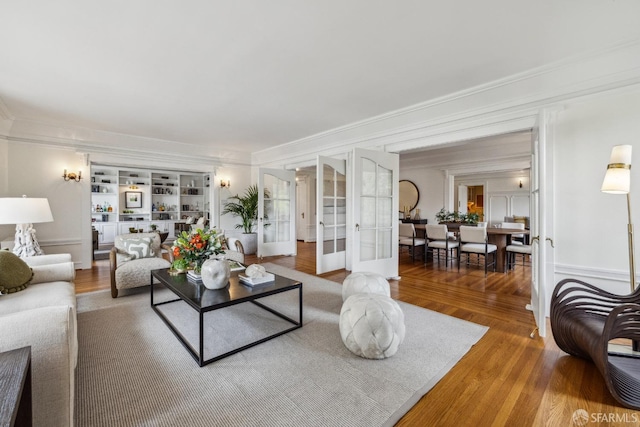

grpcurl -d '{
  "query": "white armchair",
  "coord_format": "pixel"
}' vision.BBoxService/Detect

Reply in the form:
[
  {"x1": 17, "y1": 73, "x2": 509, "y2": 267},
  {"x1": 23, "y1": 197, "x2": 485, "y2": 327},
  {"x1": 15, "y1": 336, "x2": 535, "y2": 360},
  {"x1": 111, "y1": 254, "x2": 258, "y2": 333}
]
[{"x1": 110, "y1": 233, "x2": 173, "y2": 298}]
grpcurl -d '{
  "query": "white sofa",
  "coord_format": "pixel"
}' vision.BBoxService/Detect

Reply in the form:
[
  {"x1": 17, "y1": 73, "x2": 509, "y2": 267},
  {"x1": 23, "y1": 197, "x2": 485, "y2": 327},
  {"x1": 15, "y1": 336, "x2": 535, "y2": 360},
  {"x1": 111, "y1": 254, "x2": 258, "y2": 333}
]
[{"x1": 0, "y1": 253, "x2": 77, "y2": 427}]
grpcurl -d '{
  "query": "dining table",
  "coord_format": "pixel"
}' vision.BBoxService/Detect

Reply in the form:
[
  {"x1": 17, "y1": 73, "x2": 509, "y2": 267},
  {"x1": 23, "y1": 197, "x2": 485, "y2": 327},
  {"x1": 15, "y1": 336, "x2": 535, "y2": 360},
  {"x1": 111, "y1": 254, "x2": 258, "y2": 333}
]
[
  {"x1": 486, "y1": 227, "x2": 530, "y2": 273},
  {"x1": 422, "y1": 223, "x2": 529, "y2": 273}
]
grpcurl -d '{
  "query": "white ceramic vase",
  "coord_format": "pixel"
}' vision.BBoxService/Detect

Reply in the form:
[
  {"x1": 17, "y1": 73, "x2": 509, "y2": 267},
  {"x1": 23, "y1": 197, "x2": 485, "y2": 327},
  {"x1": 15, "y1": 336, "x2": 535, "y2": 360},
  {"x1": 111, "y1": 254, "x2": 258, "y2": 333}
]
[{"x1": 200, "y1": 258, "x2": 231, "y2": 290}]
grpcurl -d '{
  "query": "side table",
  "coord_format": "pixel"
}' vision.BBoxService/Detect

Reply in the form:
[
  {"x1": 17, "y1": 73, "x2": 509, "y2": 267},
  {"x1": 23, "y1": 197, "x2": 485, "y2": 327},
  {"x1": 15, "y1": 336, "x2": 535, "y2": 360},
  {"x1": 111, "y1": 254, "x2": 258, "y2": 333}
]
[{"x1": 0, "y1": 347, "x2": 32, "y2": 427}]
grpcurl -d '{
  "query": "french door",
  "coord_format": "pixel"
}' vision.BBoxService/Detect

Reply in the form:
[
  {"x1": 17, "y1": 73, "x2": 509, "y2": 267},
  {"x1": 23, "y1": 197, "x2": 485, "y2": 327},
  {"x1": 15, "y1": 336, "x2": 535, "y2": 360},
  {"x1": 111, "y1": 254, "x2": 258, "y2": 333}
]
[
  {"x1": 316, "y1": 156, "x2": 347, "y2": 274},
  {"x1": 350, "y1": 148, "x2": 399, "y2": 278},
  {"x1": 257, "y1": 168, "x2": 296, "y2": 257},
  {"x1": 528, "y1": 110, "x2": 556, "y2": 338}
]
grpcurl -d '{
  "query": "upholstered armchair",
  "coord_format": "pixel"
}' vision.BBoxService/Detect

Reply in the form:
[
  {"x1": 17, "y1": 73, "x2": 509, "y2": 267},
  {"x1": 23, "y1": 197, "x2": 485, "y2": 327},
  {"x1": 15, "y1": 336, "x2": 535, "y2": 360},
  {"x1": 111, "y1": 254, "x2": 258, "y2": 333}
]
[
  {"x1": 225, "y1": 236, "x2": 245, "y2": 264},
  {"x1": 110, "y1": 232, "x2": 173, "y2": 298}
]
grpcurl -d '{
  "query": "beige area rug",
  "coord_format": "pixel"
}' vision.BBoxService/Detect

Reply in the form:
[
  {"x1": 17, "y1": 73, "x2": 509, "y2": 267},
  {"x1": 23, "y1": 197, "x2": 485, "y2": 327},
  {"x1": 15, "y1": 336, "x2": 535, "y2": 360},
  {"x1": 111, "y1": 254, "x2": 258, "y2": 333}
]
[{"x1": 75, "y1": 263, "x2": 488, "y2": 427}]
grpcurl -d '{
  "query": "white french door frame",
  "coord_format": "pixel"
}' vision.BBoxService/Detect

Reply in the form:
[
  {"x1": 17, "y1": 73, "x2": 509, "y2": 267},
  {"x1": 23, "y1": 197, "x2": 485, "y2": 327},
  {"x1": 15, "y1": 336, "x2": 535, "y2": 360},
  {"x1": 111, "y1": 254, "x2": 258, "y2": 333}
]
[
  {"x1": 527, "y1": 109, "x2": 557, "y2": 338},
  {"x1": 316, "y1": 156, "x2": 347, "y2": 274},
  {"x1": 349, "y1": 148, "x2": 399, "y2": 279},
  {"x1": 257, "y1": 168, "x2": 296, "y2": 258}
]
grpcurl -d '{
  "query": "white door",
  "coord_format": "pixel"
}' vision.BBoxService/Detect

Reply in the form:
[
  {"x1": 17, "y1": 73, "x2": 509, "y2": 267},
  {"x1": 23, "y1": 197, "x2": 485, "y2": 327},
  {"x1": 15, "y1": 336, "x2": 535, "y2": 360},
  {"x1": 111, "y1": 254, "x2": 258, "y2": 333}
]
[
  {"x1": 316, "y1": 156, "x2": 347, "y2": 274},
  {"x1": 351, "y1": 148, "x2": 399, "y2": 278},
  {"x1": 296, "y1": 177, "x2": 307, "y2": 241},
  {"x1": 258, "y1": 168, "x2": 296, "y2": 257},
  {"x1": 528, "y1": 111, "x2": 555, "y2": 338},
  {"x1": 458, "y1": 185, "x2": 468, "y2": 214}
]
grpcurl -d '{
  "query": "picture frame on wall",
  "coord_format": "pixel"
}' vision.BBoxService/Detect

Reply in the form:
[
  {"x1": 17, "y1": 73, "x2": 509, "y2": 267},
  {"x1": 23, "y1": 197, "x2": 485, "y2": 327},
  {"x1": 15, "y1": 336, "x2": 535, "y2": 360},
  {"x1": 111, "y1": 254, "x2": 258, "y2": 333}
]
[{"x1": 125, "y1": 191, "x2": 142, "y2": 208}]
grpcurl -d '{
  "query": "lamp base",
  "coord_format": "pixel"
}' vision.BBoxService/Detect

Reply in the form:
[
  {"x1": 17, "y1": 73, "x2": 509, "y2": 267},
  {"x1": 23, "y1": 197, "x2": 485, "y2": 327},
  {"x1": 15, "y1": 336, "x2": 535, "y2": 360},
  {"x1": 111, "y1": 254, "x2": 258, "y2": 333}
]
[{"x1": 13, "y1": 223, "x2": 45, "y2": 257}]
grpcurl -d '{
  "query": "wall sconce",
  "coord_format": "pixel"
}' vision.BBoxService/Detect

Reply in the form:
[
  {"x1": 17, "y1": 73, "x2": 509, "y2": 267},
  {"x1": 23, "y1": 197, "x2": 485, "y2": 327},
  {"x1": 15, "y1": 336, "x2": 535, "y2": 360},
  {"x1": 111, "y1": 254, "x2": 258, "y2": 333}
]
[
  {"x1": 519, "y1": 180, "x2": 523, "y2": 188},
  {"x1": 129, "y1": 185, "x2": 139, "y2": 190},
  {"x1": 62, "y1": 169, "x2": 82, "y2": 182},
  {"x1": 220, "y1": 179, "x2": 230, "y2": 188}
]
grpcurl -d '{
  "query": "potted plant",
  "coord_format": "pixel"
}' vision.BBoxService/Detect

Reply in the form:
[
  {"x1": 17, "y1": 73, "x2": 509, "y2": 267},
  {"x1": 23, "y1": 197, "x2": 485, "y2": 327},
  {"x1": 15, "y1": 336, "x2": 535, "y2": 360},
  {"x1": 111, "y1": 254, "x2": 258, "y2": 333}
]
[
  {"x1": 436, "y1": 208, "x2": 479, "y2": 225},
  {"x1": 222, "y1": 184, "x2": 260, "y2": 254}
]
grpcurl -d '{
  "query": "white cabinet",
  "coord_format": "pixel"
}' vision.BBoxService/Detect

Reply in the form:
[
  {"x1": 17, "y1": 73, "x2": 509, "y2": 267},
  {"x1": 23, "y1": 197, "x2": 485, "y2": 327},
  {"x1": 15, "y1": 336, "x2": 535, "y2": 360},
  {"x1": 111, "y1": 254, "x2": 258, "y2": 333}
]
[
  {"x1": 94, "y1": 222, "x2": 117, "y2": 245},
  {"x1": 118, "y1": 221, "x2": 150, "y2": 235},
  {"x1": 148, "y1": 220, "x2": 176, "y2": 240}
]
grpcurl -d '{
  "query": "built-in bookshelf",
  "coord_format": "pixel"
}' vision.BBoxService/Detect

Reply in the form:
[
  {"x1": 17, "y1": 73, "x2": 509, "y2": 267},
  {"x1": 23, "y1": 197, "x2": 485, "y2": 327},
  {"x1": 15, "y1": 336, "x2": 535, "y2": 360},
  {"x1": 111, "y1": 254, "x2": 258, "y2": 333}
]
[{"x1": 90, "y1": 165, "x2": 211, "y2": 244}]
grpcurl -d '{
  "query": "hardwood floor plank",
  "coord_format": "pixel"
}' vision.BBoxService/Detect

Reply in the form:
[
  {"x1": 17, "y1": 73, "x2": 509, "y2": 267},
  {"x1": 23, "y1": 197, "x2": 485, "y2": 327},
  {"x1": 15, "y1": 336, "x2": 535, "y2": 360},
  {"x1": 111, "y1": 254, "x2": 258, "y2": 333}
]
[{"x1": 74, "y1": 241, "x2": 635, "y2": 426}]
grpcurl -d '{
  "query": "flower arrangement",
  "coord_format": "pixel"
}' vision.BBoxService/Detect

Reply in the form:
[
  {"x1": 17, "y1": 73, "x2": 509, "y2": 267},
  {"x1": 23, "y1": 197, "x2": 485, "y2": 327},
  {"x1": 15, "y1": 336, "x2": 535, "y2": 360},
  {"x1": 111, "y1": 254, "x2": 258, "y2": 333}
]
[
  {"x1": 171, "y1": 227, "x2": 225, "y2": 272},
  {"x1": 435, "y1": 208, "x2": 479, "y2": 224}
]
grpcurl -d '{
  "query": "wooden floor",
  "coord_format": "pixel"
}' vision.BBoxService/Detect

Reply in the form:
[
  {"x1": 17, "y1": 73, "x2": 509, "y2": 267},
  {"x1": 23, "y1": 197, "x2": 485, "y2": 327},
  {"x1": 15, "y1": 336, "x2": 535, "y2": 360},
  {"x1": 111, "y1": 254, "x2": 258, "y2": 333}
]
[{"x1": 75, "y1": 243, "x2": 638, "y2": 426}]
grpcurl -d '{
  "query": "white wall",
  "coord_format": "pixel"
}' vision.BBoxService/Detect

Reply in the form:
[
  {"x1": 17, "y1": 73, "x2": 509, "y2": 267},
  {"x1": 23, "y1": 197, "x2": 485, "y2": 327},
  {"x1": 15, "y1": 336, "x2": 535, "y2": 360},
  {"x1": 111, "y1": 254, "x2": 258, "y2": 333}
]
[
  {"x1": 215, "y1": 165, "x2": 254, "y2": 236},
  {"x1": 455, "y1": 175, "x2": 531, "y2": 225},
  {"x1": 399, "y1": 168, "x2": 446, "y2": 223},
  {"x1": 0, "y1": 141, "x2": 89, "y2": 267},
  {"x1": 554, "y1": 88, "x2": 640, "y2": 293}
]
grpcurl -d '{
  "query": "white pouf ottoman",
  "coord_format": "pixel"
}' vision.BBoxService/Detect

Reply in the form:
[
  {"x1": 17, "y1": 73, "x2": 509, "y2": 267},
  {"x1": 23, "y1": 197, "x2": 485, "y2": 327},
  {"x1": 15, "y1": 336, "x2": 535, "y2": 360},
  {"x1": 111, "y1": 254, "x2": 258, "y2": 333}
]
[
  {"x1": 342, "y1": 272, "x2": 390, "y2": 302},
  {"x1": 339, "y1": 293, "x2": 405, "y2": 359}
]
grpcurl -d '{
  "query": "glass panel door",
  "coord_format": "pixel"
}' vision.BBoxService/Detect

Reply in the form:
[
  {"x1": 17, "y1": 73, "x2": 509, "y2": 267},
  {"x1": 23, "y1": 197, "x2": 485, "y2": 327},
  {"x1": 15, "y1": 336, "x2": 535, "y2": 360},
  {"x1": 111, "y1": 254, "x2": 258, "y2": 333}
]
[
  {"x1": 351, "y1": 148, "x2": 399, "y2": 278},
  {"x1": 258, "y1": 168, "x2": 296, "y2": 257},
  {"x1": 317, "y1": 156, "x2": 346, "y2": 274}
]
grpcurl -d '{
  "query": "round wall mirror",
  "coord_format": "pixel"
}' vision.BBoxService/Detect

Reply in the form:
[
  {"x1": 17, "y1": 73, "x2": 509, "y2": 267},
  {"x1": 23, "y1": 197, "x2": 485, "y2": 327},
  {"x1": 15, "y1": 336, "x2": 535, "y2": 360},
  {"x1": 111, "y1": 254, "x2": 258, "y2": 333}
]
[{"x1": 399, "y1": 180, "x2": 419, "y2": 212}]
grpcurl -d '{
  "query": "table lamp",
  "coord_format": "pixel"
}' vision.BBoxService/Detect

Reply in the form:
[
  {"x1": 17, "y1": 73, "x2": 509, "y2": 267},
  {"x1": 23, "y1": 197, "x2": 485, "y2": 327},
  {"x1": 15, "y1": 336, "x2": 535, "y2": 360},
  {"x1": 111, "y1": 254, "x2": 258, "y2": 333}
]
[
  {"x1": 601, "y1": 145, "x2": 635, "y2": 291},
  {"x1": 0, "y1": 196, "x2": 54, "y2": 257}
]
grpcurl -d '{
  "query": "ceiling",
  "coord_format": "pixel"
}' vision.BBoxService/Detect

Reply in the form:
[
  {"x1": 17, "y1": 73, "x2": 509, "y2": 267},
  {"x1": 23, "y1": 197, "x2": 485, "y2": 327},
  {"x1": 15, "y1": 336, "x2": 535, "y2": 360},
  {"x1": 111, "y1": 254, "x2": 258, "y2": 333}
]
[{"x1": 2, "y1": 1, "x2": 640, "y2": 155}]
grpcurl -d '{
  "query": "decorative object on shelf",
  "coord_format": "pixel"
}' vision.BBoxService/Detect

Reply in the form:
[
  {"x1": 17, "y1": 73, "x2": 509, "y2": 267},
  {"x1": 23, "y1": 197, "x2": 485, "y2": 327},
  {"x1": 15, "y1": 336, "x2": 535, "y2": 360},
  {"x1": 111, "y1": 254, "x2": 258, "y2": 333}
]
[
  {"x1": 413, "y1": 209, "x2": 421, "y2": 220},
  {"x1": 0, "y1": 195, "x2": 54, "y2": 256},
  {"x1": 62, "y1": 169, "x2": 82, "y2": 182},
  {"x1": 171, "y1": 227, "x2": 225, "y2": 273},
  {"x1": 201, "y1": 257, "x2": 231, "y2": 289},
  {"x1": 403, "y1": 205, "x2": 411, "y2": 220},
  {"x1": 125, "y1": 191, "x2": 142, "y2": 208},
  {"x1": 601, "y1": 144, "x2": 635, "y2": 292}
]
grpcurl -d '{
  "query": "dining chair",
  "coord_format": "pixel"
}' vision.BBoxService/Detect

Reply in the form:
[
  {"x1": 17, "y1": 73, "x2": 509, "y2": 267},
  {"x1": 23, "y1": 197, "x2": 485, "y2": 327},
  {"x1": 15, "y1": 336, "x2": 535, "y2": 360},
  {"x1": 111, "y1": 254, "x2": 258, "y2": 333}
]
[
  {"x1": 506, "y1": 243, "x2": 532, "y2": 269},
  {"x1": 425, "y1": 224, "x2": 459, "y2": 267},
  {"x1": 458, "y1": 225, "x2": 497, "y2": 276},
  {"x1": 399, "y1": 222, "x2": 426, "y2": 262},
  {"x1": 501, "y1": 222, "x2": 526, "y2": 245}
]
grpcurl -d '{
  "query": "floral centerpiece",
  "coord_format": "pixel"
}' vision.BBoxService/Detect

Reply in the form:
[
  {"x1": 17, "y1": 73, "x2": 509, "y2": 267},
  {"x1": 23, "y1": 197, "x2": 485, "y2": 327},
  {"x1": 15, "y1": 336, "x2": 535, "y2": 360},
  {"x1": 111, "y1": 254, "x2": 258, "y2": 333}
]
[{"x1": 171, "y1": 227, "x2": 225, "y2": 273}]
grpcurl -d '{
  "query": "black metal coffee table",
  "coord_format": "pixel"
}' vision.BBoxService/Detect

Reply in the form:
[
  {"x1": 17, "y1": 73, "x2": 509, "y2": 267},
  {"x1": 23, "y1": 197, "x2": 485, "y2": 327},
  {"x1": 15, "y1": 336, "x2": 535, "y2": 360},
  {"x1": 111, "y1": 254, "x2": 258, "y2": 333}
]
[{"x1": 151, "y1": 269, "x2": 302, "y2": 366}]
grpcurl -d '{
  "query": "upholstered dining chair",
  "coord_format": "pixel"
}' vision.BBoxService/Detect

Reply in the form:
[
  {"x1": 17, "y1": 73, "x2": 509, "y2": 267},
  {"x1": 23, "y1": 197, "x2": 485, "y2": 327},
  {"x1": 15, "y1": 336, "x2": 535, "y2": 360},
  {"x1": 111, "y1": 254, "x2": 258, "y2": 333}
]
[
  {"x1": 458, "y1": 225, "x2": 497, "y2": 276},
  {"x1": 110, "y1": 232, "x2": 173, "y2": 298},
  {"x1": 506, "y1": 243, "x2": 532, "y2": 269},
  {"x1": 425, "y1": 224, "x2": 459, "y2": 267},
  {"x1": 399, "y1": 222, "x2": 426, "y2": 262},
  {"x1": 501, "y1": 222, "x2": 526, "y2": 245}
]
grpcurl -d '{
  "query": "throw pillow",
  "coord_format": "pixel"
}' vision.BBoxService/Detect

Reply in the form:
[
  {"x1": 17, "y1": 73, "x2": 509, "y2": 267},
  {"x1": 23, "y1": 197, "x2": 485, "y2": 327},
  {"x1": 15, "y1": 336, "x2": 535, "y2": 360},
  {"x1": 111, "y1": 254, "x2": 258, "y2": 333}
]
[
  {"x1": 122, "y1": 237, "x2": 155, "y2": 260},
  {"x1": 0, "y1": 250, "x2": 34, "y2": 294}
]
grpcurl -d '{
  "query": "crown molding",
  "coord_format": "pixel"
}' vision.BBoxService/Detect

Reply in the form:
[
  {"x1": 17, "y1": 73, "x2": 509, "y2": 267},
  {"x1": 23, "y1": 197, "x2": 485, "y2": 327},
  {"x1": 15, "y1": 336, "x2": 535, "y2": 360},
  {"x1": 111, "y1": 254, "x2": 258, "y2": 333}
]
[
  {"x1": 4, "y1": 118, "x2": 252, "y2": 168},
  {"x1": 253, "y1": 39, "x2": 640, "y2": 168}
]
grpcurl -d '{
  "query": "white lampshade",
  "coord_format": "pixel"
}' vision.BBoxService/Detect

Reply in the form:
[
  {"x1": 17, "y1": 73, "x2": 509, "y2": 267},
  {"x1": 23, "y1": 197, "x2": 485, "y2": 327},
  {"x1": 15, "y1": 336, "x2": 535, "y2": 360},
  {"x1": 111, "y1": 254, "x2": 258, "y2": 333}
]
[
  {"x1": 0, "y1": 197, "x2": 54, "y2": 225},
  {"x1": 601, "y1": 145, "x2": 632, "y2": 194}
]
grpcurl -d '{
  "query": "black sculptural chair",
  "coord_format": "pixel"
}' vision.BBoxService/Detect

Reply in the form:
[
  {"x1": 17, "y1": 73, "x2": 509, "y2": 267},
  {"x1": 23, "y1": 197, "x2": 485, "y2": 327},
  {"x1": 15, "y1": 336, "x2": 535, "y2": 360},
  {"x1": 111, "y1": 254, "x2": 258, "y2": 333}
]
[{"x1": 550, "y1": 278, "x2": 640, "y2": 410}]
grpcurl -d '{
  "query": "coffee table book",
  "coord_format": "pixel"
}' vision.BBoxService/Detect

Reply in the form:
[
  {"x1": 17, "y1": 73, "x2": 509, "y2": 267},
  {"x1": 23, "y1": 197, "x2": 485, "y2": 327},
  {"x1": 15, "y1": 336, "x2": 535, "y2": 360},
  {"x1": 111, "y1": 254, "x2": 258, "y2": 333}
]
[{"x1": 238, "y1": 272, "x2": 275, "y2": 286}]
